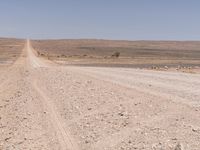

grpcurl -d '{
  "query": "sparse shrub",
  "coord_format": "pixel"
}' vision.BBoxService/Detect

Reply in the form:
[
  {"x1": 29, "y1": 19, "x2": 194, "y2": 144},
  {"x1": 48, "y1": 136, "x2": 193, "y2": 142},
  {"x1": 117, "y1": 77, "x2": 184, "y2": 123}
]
[
  {"x1": 37, "y1": 51, "x2": 40, "y2": 56},
  {"x1": 112, "y1": 52, "x2": 120, "y2": 58},
  {"x1": 61, "y1": 54, "x2": 66, "y2": 57}
]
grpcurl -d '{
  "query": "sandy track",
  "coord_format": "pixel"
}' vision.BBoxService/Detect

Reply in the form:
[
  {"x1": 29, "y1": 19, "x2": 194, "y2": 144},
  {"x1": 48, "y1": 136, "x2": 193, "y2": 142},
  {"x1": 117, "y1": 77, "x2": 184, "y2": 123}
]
[
  {"x1": 0, "y1": 41, "x2": 61, "y2": 149},
  {"x1": 32, "y1": 79, "x2": 79, "y2": 150},
  {"x1": 1, "y1": 40, "x2": 200, "y2": 149},
  {"x1": 27, "y1": 40, "x2": 79, "y2": 150},
  {"x1": 69, "y1": 66, "x2": 200, "y2": 107}
]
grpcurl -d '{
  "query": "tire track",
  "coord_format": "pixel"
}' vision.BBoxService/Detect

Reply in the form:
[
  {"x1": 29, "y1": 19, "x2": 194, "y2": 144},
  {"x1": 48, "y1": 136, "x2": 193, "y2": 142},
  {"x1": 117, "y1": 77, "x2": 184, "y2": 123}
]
[
  {"x1": 32, "y1": 80, "x2": 79, "y2": 150},
  {"x1": 27, "y1": 39, "x2": 79, "y2": 150}
]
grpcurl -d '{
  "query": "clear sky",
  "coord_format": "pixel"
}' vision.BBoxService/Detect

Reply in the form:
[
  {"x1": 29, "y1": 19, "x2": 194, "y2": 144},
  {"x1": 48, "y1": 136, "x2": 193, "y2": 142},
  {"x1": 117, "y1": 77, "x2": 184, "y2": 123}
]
[{"x1": 0, "y1": 0, "x2": 200, "y2": 40}]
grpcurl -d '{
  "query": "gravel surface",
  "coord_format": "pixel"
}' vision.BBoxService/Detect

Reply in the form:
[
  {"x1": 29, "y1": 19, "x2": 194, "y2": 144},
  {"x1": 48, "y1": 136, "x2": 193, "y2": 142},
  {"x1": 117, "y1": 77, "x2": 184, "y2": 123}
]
[{"x1": 1, "y1": 40, "x2": 200, "y2": 149}]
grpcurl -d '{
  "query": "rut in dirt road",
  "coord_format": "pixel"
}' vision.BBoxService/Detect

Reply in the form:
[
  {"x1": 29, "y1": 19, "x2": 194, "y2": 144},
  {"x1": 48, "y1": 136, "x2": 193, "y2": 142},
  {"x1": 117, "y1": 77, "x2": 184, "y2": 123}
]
[
  {"x1": 27, "y1": 39, "x2": 79, "y2": 150},
  {"x1": 0, "y1": 42, "x2": 61, "y2": 149},
  {"x1": 32, "y1": 81, "x2": 79, "y2": 150}
]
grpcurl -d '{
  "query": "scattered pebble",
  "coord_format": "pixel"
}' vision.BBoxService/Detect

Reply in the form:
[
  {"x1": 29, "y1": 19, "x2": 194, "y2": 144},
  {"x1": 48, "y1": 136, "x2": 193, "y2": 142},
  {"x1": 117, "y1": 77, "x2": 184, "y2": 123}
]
[{"x1": 174, "y1": 143, "x2": 183, "y2": 150}]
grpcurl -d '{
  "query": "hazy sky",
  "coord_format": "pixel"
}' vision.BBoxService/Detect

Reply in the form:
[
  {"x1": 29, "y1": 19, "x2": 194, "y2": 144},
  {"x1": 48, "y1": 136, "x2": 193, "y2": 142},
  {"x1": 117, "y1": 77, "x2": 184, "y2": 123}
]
[{"x1": 0, "y1": 0, "x2": 200, "y2": 40}]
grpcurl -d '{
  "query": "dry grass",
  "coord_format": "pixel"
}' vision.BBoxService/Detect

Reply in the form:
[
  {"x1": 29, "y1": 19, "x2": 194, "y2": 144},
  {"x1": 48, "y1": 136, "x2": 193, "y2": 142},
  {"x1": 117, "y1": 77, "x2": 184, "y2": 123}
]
[
  {"x1": 0, "y1": 38, "x2": 24, "y2": 65},
  {"x1": 32, "y1": 39, "x2": 200, "y2": 68}
]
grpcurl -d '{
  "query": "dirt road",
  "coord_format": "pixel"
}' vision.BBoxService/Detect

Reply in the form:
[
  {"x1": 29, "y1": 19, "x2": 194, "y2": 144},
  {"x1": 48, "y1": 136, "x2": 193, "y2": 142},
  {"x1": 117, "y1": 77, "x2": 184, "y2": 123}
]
[{"x1": 1, "y1": 40, "x2": 200, "y2": 149}]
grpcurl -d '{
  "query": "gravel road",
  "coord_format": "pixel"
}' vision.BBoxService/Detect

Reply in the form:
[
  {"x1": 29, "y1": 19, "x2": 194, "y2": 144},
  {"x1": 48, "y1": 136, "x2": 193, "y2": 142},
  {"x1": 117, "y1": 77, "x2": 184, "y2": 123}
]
[{"x1": 0, "y1": 40, "x2": 200, "y2": 149}]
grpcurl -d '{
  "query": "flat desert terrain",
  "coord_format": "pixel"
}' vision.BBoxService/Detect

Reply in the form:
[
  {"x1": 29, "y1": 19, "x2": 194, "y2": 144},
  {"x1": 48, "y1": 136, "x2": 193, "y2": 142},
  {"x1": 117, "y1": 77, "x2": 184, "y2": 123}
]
[
  {"x1": 1, "y1": 39, "x2": 200, "y2": 150},
  {"x1": 32, "y1": 40, "x2": 200, "y2": 71},
  {"x1": 0, "y1": 38, "x2": 24, "y2": 65}
]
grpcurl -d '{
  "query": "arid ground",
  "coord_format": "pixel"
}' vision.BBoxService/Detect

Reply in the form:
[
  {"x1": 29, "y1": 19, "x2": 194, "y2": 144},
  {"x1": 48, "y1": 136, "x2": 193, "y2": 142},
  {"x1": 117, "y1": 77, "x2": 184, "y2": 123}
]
[
  {"x1": 0, "y1": 38, "x2": 24, "y2": 65},
  {"x1": 0, "y1": 39, "x2": 200, "y2": 150},
  {"x1": 32, "y1": 40, "x2": 200, "y2": 71}
]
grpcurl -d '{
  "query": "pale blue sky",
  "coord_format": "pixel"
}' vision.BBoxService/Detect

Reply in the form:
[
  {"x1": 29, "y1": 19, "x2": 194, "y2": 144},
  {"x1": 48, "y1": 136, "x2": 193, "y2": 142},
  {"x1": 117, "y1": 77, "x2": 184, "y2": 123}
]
[{"x1": 0, "y1": 0, "x2": 200, "y2": 40}]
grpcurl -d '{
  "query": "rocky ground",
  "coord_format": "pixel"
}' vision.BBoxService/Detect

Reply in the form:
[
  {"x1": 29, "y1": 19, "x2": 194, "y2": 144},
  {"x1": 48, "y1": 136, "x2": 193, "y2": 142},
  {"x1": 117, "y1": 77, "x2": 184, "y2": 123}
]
[{"x1": 0, "y1": 40, "x2": 200, "y2": 149}]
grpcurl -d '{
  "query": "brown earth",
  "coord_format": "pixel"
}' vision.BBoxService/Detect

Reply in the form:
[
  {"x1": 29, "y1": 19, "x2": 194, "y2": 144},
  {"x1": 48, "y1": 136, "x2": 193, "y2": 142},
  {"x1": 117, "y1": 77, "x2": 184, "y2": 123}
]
[
  {"x1": 0, "y1": 39, "x2": 200, "y2": 150},
  {"x1": 32, "y1": 39, "x2": 200, "y2": 71},
  {"x1": 0, "y1": 38, "x2": 24, "y2": 65}
]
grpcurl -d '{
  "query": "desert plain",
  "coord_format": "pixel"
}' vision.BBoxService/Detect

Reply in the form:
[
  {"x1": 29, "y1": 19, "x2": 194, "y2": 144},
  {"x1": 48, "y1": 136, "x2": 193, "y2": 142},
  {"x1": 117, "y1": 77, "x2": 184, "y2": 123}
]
[{"x1": 0, "y1": 38, "x2": 200, "y2": 150}]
